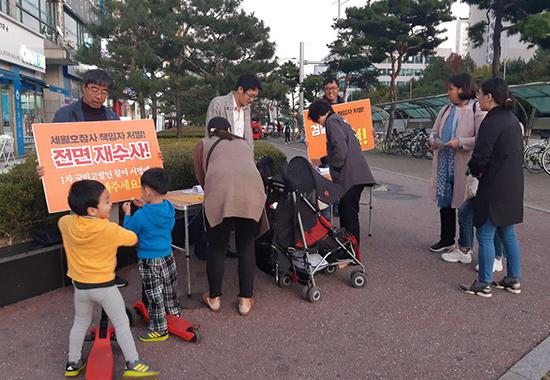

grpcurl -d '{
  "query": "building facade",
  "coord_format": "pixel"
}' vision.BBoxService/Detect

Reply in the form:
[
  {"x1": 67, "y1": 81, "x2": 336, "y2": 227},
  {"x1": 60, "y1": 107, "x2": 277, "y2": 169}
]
[
  {"x1": 468, "y1": 5, "x2": 536, "y2": 68},
  {"x1": 455, "y1": 17, "x2": 469, "y2": 57},
  {"x1": 0, "y1": 0, "x2": 95, "y2": 156},
  {"x1": 313, "y1": 47, "x2": 452, "y2": 96}
]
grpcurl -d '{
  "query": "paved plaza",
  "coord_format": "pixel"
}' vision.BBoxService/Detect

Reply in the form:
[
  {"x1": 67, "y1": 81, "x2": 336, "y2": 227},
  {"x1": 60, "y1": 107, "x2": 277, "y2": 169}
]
[{"x1": 0, "y1": 141, "x2": 548, "y2": 379}]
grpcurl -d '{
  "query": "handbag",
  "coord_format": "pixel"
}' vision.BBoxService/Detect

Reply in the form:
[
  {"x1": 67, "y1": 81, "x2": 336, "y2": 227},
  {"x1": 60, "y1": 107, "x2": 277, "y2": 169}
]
[
  {"x1": 465, "y1": 102, "x2": 479, "y2": 200},
  {"x1": 465, "y1": 173, "x2": 478, "y2": 199}
]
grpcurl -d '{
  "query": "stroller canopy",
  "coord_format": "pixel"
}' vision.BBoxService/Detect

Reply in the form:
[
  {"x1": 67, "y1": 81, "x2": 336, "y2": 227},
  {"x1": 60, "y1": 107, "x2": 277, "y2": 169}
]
[{"x1": 285, "y1": 156, "x2": 345, "y2": 204}]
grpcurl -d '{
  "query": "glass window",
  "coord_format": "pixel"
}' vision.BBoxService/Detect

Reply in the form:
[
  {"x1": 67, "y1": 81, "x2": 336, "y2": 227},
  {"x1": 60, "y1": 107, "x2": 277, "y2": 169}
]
[
  {"x1": 21, "y1": 0, "x2": 39, "y2": 17},
  {"x1": 21, "y1": 90, "x2": 44, "y2": 153},
  {"x1": 0, "y1": 82, "x2": 13, "y2": 137},
  {"x1": 0, "y1": 0, "x2": 8, "y2": 13},
  {"x1": 22, "y1": 11, "x2": 40, "y2": 33},
  {"x1": 414, "y1": 69, "x2": 423, "y2": 76},
  {"x1": 64, "y1": 11, "x2": 85, "y2": 47},
  {"x1": 64, "y1": 12, "x2": 78, "y2": 45}
]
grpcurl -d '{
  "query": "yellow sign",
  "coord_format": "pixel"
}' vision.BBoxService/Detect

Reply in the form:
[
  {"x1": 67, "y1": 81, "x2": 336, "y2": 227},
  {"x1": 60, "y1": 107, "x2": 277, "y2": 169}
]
[{"x1": 303, "y1": 98, "x2": 375, "y2": 160}]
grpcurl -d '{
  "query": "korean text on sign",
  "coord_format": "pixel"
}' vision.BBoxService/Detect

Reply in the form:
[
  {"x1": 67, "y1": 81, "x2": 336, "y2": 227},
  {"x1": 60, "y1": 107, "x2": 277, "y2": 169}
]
[{"x1": 33, "y1": 119, "x2": 163, "y2": 213}]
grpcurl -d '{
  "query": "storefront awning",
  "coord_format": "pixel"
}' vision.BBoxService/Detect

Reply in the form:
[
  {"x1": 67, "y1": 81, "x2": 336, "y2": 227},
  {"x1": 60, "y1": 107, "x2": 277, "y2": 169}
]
[{"x1": 20, "y1": 75, "x2": 48, "y2": 90}]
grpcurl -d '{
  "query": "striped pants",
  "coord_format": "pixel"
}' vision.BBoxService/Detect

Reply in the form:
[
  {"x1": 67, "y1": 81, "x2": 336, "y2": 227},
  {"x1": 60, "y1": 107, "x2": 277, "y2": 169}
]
[{"x1": 139, "y1": 254, "x2": 180, "y2": 333}]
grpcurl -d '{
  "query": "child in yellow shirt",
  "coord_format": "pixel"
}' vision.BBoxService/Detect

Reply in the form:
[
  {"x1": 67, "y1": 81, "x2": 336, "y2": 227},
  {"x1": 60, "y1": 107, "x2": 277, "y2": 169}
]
[{"x1": 59, "y1": 180, "x2": 158, "y2": 378}]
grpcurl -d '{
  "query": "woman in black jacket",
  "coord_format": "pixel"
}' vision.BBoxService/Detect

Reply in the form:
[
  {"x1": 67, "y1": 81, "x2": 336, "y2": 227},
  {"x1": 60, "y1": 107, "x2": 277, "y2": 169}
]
[
  {"x1": 460, "y1": 78, "x2": 524, "y2": 298},
  {"x1": 307, "y1": 100, "x2": 375, "y2": 245}
]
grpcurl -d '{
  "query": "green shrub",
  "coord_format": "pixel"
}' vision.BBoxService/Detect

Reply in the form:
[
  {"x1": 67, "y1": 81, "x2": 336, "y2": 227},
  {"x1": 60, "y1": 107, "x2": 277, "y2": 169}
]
[
  {"x1": 253, "y1": 141, "x2": 287, "y2": 174},
  {"x1": 157, "y1": 126, "x2": 205, "y2": 139},
  {"x1": 0, "y1": 156, "x2": 61, "y2": 244},
  {"x1": 159, "y1": 138, "x2": 201, "y2": 190}
]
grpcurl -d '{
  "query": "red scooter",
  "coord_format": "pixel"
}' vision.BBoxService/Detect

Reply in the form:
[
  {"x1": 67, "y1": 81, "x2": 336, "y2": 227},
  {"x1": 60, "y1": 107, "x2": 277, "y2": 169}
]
[
  {"x1": 85, "y1": 308, "x2": 133, "y2": 380},
  {"x1": 132, "y1": 300, "x2": 201, "y2": 342}
]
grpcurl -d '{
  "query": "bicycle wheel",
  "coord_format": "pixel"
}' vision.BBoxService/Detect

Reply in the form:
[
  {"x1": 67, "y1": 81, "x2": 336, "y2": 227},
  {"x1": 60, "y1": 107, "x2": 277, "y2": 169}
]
[
  {"x1": 411, "y1": 141, "x2": 424, "y2": 158},
  {"x1": 523, "y1": 145, "x2": 545, "y2": 174},
  {"x1": 542, "y1": 147, "x2": 550, "y2": 175}
]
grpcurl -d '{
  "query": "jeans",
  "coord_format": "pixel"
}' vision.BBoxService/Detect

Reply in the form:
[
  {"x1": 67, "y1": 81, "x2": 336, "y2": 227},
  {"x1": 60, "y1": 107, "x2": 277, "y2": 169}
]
[
  {"x1": 477, "y1": 218, "x2": 521, "y2": 283},
  {"x1": 458, "y1": 200, "x2": 504, "y2": 258}
]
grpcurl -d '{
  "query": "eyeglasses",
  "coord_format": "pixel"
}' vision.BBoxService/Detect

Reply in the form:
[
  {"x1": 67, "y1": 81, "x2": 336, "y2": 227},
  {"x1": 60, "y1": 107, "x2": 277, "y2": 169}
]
[
  {"x1": 87, "y1": 86, "x2": 109, "y2": 97},
  {"x1": 244, "y1": 91, "x2": 258, "y2": 101},
  {"x1": 324, "y1": 86, "x2": 339, "y2": 92}
]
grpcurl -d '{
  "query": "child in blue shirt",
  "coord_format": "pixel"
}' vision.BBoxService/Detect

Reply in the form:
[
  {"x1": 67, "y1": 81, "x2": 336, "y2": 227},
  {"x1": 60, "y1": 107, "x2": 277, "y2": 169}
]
[{"x1": 122, "y1": 168, "x2": 180, "y2": 342}]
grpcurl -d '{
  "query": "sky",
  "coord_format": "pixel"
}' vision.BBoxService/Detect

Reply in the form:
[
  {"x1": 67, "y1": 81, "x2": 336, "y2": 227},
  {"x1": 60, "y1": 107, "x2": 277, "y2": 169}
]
[{"x1": 241, "y1": 0, "x2": 470, "y2": 74}]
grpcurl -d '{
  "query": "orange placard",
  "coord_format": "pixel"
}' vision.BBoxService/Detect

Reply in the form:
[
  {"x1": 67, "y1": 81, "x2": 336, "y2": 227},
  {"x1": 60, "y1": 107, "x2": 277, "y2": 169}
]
[
  {"x1": 32, "y1": 119, "x2": 163, "y2": 213},
  {"x1": 303, "y1": 98, "x2": 375, "y2": 160}
]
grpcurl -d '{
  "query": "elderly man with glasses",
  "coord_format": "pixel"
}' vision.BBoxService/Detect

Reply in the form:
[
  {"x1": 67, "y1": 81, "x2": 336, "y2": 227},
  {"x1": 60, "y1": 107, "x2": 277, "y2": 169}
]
[{"x1": 205, "y1": 73, "x2": 262, "y2": 148}]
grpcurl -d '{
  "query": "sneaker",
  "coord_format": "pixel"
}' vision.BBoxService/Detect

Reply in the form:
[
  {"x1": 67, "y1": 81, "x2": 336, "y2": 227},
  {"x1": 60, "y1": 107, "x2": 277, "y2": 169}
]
[
  {"x1": 138, "y1": 331, "x2": 169, "y2": 342},
  {"x1": 441, "y1": 247, "x2": 472, "y2": 264},
  {"x1": 123, "y1": 360, "x2": 159, "y2": 378},
  {"x1": 459, "y1": 280, "x2": 492, "y2": 298},
  {"x1": 475, "y1": 258, "x2": 504, "y2": 273},
  {"x1": 64, "y1": 360, "x2": 86, "y2": 377},
  {"x1": 115, "y1": 275, "x2": 129, "y2": 288},
  {"x1": 492, "y1": 277, "x2": 521, "y2": 294},
  {"x1": 430, "y1": 241, "x2": 455, "y2": 253}
]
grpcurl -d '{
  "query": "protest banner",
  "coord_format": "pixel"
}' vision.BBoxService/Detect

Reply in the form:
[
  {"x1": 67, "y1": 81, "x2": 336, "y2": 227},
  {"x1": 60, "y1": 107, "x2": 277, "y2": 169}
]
[
  {"x1": 32, "y1": 119, "x2": 163, "y2": 213},
  {"x1": 303, "y1": 98, "x2": 375, "y2": 161}
]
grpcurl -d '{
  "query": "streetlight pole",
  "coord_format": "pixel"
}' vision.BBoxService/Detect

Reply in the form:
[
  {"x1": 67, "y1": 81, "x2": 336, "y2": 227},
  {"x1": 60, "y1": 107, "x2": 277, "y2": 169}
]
[{"x1": 299, "y1": 41, "x2": 305, "y2": 129}]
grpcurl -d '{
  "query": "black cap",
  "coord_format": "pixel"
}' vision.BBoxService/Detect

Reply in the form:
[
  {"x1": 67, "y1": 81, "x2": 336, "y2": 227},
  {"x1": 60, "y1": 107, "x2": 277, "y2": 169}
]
[{"x1": 208, "y1": 117, "x2": 231, "y2": 133}]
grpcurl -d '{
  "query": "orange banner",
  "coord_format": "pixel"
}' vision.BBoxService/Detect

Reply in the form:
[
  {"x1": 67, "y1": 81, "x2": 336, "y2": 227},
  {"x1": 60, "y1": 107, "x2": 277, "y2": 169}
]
[
  {"x1": 32, "y1": 119, "x2": 163, "y2": 213},
  {"x1": 303, "y1": 98, "x2": 375, "y2": 160}
]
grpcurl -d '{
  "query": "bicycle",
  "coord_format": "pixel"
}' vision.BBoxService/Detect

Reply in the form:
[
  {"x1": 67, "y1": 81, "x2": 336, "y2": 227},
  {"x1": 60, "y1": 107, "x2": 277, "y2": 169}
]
[
  {"x1": 542, "y1": 145, "x2": 550, "y2": 175},
  {"x1": 523, "y1": 138, "x2": 549, "y2": 174}
]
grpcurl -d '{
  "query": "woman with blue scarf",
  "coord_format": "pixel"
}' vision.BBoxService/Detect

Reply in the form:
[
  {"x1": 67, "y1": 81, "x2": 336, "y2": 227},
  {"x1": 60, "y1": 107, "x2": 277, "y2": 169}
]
[{"x1": 429, "y1": 74, "x2": 484, "y2": 255}]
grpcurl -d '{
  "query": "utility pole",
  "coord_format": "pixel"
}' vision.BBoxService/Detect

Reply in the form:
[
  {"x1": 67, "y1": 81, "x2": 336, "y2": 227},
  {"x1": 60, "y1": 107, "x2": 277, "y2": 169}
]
[
  {"x1": 335, "y1": 0, "x2": 350, "y2": 19},
  {"x1": 299, "y1": 41, "x2": 305, "y2": 129},
  {"x1": 298, "y1": 42, "x2": 325, "y2": 129}
]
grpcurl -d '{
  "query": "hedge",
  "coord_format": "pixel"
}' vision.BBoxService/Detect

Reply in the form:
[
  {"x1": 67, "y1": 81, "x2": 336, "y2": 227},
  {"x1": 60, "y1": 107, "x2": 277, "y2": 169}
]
[
  {"x1": 156, "y1": 126, "x2": 205, "y2": 139},
  {"x1": 159, "y1": 138, "x2": 287, "y2": 190},
  {"x1": 0, "y1": 157, "x2": 59, "y2": 245},
  {"x1": 0, "y1": 140, "x2": 286, "y2": 245}
]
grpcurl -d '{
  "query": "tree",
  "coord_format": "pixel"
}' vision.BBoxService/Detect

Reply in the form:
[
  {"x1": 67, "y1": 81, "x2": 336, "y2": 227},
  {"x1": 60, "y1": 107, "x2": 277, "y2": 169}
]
[
  {"x1": 328, "y1": 35, "x2": 379, "y2": 98},
  {"x1": 274, "y1": 61, "x2": 300, "y2": 112},
  {"x1": 302, "y1": 74, "x2": 325, "y2": 103},
  {"x1": 333, "y1": 1, "x2": 452, "y2": 105},
  {"x1": 332, "y1": 0, "x2": 452, "y2": 136},
  {"x1": 77, "y1": 0, "x2": 176, "y2": 121},
  {"x1": 465, "y1": 1, "x2": 550, "y2": 78},
  {"x1": 79, "y1": 0, "x2": 276, "y2": 132},
  {"x1": 158, "y1": 0, "x2": 277, "y2": 133},
  {"x1": 408, "y1": 53, "x2": 478, "y2": 98}
]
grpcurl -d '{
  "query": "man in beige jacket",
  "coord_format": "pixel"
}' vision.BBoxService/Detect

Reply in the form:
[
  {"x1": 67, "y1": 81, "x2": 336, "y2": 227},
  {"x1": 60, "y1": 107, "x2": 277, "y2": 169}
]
[{"x1": 205, "y1": 73, "x2": 262, "y2": 148}]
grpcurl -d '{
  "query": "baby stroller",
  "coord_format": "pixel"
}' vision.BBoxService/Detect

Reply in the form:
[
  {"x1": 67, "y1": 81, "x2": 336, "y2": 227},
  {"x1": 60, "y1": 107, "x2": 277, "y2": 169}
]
[{"x1": 256, "y1": 156, "x2": 367, "y2": 303}]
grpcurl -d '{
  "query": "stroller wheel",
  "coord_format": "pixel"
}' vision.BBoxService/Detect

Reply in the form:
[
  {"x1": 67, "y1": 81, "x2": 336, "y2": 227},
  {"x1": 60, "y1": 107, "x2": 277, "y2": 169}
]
[
  {"x1": 301, "y1": 285, "x2": 311, "y2": 300},
  {"x1": 350, "y1": 270, "x2": 367, "y2": 288},
  {"x1": 277, "y1": 274, "x2": 292, "y2": 288},
  {"x1": 306, "y1": 286, "x2": 321, "y2": 303},
  {"x1": 323, "y1": 266, "x2": 337, "y2": 275}
]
